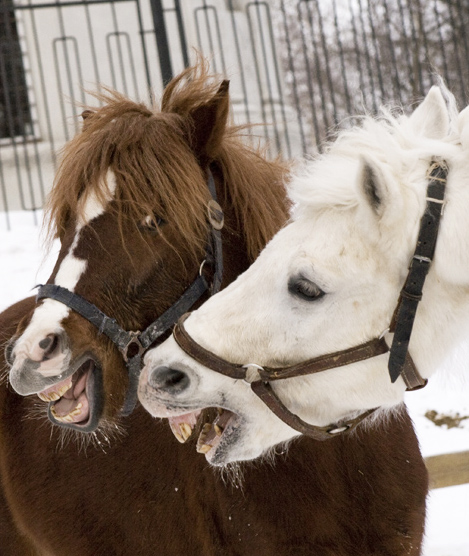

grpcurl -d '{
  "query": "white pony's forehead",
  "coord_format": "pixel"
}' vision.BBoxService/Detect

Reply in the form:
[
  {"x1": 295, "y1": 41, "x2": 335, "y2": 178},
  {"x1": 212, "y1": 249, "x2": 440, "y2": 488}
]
[{"x1": 289, "y1": 155, "x2": 361, "y2": 215}]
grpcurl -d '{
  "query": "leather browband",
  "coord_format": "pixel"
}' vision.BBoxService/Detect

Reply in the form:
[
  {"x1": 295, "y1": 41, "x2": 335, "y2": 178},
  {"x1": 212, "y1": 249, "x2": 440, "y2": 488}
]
[{"x1": 170, "y1": 160, "x2": 447, "y2": 440}]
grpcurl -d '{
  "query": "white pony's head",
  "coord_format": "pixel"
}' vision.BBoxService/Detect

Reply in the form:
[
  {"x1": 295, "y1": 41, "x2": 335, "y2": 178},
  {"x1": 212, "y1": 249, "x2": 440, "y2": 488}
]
[{"x1": 138, "y1": 86, "x2": 469, "y2": 465}]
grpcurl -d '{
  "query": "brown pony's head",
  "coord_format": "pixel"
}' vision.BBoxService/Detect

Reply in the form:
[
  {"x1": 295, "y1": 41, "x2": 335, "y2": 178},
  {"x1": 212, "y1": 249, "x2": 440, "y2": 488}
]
[{"x1": 6, "y1": 64, "x2": 288, "y2": 434}]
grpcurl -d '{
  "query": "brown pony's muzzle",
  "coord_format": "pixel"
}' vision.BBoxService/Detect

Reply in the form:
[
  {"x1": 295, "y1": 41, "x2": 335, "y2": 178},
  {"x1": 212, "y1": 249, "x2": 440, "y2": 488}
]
[{"x1": 7, "y1": 318, "x2": 106, "y2": 432}]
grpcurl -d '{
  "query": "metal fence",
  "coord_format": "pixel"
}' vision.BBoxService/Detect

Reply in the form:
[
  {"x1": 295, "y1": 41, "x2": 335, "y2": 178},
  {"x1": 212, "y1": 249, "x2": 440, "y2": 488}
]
[{"x1": 1, "y1": 0, "x2": 469, "y2": 227}]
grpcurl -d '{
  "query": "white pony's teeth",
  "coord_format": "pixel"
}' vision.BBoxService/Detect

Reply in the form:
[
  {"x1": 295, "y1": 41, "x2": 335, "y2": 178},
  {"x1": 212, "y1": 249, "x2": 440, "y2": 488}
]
[
  {"x1": 196, "y1": 423, "x2": 216, "y2": 454},
  {"x1": 180, "y1": 423, "x2": 193, "y2": 441},
  {"x1": 169, "y1": 421, "x2": 194, "y2": 443}
]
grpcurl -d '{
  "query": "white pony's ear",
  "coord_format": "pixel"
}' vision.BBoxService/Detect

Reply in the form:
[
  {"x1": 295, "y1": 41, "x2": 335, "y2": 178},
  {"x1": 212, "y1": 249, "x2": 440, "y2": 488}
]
[
  {"x1": 358, "y1": 158, "x2": 388, "y2": 218},
  {"x1": 408, "y1": 87, "x2": 449, "y2": 139},
  {"x1": 356, "y1": 157, "x2": 403, "y2": 239},
  {"x1": 457, "y1": 105, "x2": 469, "y2": 150}
]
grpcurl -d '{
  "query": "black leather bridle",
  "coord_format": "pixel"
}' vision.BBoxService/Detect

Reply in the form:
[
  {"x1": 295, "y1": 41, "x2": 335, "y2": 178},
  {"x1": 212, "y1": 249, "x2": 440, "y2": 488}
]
[
  {"x1": 170, "y1": 160, "x2": 447, "y2": 440},
  {"x1": 36, "y1": 169, "x2": 224, "y2": 421}
]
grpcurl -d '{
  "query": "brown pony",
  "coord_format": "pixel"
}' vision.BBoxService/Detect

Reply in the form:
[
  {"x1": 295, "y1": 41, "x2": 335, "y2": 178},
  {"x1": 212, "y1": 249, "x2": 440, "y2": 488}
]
[{"x1": 1, "y1": 65, "x2": 428, "y2": 555}]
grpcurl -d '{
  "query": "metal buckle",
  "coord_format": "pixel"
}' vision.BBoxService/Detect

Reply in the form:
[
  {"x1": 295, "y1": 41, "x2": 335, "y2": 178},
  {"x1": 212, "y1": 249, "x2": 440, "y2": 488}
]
[
  {"x1": 327, "y1": 424, "x2": 350, "y2": 435},
  {"x1": 242, "y1": 363, "x2": 264, "y2": 384},
  {"x1": 379, "y1": 327, "x2": 390, "y2": 340},
  {"x1": 426, "y1": 160, "x2": 448, "y2": 181},
  {"x1": 122, "y1": 332, "x2": 145, "y2": 362},
  {"x1": 413, "y1": 255, "x2": 432, "y2": 264},
  {"x1": 207, "y1": 199, "x2": 224, "y2": 230}
]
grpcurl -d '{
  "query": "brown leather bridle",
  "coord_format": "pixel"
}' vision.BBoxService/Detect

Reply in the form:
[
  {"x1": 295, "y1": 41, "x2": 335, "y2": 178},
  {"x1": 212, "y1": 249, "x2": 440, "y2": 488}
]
[{"x1": 170, "y1": 161, "x2": 447, "y2": 440}]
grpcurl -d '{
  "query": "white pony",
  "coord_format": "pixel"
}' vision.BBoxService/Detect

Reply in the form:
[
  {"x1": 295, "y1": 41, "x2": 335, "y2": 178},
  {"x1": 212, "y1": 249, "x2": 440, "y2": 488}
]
[{"x1": 138, "y1": 86, "x2": 469, "y2": 465}]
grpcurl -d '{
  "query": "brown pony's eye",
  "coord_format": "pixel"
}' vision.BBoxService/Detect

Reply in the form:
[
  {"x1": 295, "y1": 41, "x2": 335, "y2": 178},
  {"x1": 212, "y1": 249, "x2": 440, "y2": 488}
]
[
  {"x1": 288, "y1": 276, "x2": 325, "y2": 301},
  {"x1": 139, "y1": 215, "x2": 164, "y2": 234}
]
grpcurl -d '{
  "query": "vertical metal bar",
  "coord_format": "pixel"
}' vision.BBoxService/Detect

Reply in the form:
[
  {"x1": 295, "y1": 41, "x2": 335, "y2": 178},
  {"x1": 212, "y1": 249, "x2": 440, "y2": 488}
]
[
  {"x1": 173, "y1": 0, "x2": 189, "y2": 68},
  {"x1": 396, "y1": 0, "x2": 416, "y2": 99},
  {"x1": 246, "y1": 2, "x2": 272, "y2": 155},
  {"x1": 299, "y1": 0, "x2": 330, "y2": 138},
  {"x1": 226, "y1": 0, "x2": 252, "y2": 127},
  {"x1": 148, "y1": 0, "x2": 173, "y2": 85},
  {"x1": 28, "y1": 3, "x2": 58, "y2": 166},
  {"x1": 279, "y1": 0, "x2": 308, "y2": 155},
  {"x1": 406, "y1": 0, "x2": 424, "y2": 97},
  {"x1": 356, "y1": 0, "x2": 378, "y2": 112},
  {"x1": 332, "y1": 0, "x2": 352, "y2": 116},
  {"x1": 134, "y1": 0, "x2": 154, "y2": 100},
  {"x1": 382, "y1": 0, "x2": 402, "y2": 103},
  {"x1": 365, "y1": 0, "x2": 385, "y2": 102},
  {"x1": 248, "y1": 1, "x2": 281, "y2": 154},
  {"x1": 348, "y1": 0, "x2": 366, "y2": 108},
  {"x1": 432, "y1": 0, "x2": 449, "y2": 86}
]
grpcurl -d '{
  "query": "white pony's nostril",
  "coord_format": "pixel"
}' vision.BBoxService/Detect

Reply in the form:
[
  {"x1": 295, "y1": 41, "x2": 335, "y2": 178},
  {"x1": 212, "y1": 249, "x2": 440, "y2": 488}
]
[{"x1": 148, "y1": 366, "x2": 190, "y2": 393}]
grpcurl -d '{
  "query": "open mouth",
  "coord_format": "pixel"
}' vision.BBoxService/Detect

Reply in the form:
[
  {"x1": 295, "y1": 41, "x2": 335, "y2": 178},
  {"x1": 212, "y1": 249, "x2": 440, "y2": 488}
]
[
  {"x1": 37, "y1": 355, "x2": 103, "y2": 432},
  {"x1": 168, "y1": 408, "x2": 239, "y2": 460}
]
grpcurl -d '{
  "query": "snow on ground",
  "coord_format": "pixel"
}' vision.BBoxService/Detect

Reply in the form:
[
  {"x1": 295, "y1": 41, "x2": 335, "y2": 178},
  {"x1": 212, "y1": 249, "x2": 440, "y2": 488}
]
[{"x1": 1, "y1": 211, "x2": 468, "y2": 555}]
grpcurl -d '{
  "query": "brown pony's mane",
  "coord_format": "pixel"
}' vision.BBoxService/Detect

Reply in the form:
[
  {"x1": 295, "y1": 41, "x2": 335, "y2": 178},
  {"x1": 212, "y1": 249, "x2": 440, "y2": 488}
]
[{"x1": 46, "y1": 64, "x2": 289, "y2": 261}]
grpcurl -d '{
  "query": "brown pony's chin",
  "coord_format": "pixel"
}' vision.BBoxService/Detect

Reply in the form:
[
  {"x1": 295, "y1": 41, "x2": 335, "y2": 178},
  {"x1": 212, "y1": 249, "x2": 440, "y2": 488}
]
[{"x1": 41, "y1": 357, "x2": 104, "y2": 433}]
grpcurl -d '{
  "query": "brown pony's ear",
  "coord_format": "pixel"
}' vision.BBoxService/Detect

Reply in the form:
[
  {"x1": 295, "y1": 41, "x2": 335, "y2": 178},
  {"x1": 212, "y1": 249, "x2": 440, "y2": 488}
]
[
  {"x1": 188, "y1": 80, "x2": 230, "y2": 161},
  {"x1": 81, "y1": 109, "x2": 95, "y2": 131}
]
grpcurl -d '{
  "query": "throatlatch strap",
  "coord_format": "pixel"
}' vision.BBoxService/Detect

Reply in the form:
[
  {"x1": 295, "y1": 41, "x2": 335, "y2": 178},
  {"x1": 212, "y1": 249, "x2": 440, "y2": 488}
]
[
  {"x1": 206, "y1": 171, "x2": 224, "y2": 294},
  {"x1": 251, "y1": 381, "x2": 378, "y2": 440},
  {"x1": 388, "y1": 161, "x2": 447, "y2": 383}
]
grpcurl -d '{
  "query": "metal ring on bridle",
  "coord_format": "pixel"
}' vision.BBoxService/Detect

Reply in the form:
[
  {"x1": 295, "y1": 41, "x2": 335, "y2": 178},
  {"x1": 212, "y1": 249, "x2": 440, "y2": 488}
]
[{"x1": 242, "y1": 363, "x2": 264, "y2": 384}]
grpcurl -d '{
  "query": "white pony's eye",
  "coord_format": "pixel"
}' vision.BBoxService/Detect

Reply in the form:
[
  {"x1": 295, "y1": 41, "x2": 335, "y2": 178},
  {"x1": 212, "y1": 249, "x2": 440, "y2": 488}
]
[
  {"x1": 139, "y1": 215, "x2": 164, "y2": 234},
  {"x1": 288, "y1": 276, "x2": 325, "y2": 301}
]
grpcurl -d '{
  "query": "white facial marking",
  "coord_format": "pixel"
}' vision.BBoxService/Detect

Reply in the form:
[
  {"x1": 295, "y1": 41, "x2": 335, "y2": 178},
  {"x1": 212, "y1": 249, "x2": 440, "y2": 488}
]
[{"x1": 11, "y1": 171, "x2": 117, "y2": 378}]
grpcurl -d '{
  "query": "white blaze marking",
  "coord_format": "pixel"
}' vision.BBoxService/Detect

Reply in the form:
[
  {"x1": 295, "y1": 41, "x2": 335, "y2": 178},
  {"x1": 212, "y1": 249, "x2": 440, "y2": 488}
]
[{"x1": 12, "y1": 171, "x2": 117, "y2": 373}]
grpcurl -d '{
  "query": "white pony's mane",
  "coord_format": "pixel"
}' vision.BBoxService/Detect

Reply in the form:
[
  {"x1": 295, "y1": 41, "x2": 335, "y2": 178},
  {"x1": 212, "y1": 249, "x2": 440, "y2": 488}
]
[{"x1": 289, "y1": 84, "x2": 460, "y2": 218}]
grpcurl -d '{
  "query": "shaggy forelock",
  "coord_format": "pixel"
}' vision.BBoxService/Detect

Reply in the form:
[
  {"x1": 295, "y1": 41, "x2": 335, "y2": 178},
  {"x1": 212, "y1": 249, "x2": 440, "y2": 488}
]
[{"x1": 44, "y1": 64, "x2": 290, "y2": 262}]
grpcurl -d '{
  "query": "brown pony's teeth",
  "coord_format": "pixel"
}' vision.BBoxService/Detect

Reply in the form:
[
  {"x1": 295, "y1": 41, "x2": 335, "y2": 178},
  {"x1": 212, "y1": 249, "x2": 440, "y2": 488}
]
[
  {"x1": 38, "y1": 391, "x2": 61, "y2": 402},
  {"x1": 50, "y1": 402, "x2": 83, "y2": 423}
]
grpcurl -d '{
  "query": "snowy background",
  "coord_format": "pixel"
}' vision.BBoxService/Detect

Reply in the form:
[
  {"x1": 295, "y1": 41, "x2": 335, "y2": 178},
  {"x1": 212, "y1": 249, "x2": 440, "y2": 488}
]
[{"x1": 1, "y1": 210, "x2": 468, "y2": 556}]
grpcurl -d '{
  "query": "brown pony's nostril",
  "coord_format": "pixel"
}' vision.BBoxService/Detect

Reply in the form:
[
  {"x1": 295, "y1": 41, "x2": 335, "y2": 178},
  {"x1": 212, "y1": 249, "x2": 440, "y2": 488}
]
[
  {"x1": 39, "y1": 334, "x2": 61, "y2": 360},
  {"x1": 148, "y1": 366, "x2": 190, "y2": 393},
  {"x1": 4, "y1": 337, "x2": 16, "y2": 367}
]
